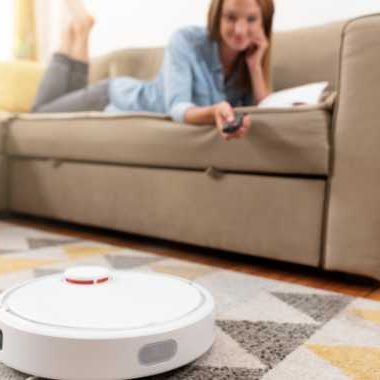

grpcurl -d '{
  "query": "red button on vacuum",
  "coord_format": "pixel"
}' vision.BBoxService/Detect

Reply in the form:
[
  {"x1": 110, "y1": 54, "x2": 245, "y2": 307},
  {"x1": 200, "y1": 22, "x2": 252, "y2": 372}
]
[{"x1": 64, "y1": 266, "x2": 110, "y2": 285}]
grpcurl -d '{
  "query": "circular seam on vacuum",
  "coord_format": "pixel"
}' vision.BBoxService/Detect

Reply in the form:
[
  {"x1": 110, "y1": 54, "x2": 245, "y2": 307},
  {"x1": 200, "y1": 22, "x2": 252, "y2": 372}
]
[
  {"x1": 0, "y1": 273, "x2": 208, "y2": 331},
  {"x1": 2, "y1": 292, "x2": 207, "y2": 331}
]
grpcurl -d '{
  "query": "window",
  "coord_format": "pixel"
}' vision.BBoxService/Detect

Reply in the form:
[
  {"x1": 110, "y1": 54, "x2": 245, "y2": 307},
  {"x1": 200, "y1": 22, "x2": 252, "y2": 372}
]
[{"x1": 0, "y1": 0, "x2": 14, "y2": 59}]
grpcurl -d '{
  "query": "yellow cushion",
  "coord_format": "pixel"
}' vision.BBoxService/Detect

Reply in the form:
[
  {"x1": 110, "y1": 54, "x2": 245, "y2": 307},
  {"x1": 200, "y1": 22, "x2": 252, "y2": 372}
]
[{"x1": 0, "y1": 60, "x2": 44, "y2": 113}]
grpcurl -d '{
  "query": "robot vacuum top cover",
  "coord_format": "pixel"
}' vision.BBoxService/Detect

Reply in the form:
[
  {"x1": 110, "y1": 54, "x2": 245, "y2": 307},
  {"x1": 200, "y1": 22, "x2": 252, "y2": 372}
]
[{"x1": 0, "y1": 266, "x2": 215, "y2": 380}]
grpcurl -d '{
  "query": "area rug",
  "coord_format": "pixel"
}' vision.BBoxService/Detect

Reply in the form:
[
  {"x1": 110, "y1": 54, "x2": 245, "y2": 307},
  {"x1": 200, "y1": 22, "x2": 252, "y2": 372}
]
[{"x1": 1, "y1": 221, "x2": 380, "y2": 380}]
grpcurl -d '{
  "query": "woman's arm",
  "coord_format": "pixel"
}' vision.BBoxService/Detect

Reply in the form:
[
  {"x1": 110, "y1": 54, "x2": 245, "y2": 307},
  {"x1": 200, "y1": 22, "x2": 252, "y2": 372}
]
[
  {"x1": 245, "y1": 28, "x2": 271, "y2": 104},
  {"x1": 185, "y1": 102, "x2": 251, "y2": 141},
  {"x1": 184, "y1": 105, "x2": 216, "y2": 125},
  {"x1": 250, "y1": 65, "x2": 271, "y2": 104}
]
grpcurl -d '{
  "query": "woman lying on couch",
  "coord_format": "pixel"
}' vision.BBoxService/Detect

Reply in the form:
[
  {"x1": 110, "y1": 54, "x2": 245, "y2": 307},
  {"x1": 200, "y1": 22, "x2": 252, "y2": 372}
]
[{"x1": 32, "y1": 0, "x2": 274, "y2": 141}]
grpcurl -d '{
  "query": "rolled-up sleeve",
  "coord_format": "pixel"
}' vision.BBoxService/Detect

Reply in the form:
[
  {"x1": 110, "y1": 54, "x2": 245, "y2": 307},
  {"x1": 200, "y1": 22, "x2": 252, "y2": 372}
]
[{"x1": 163, "y1": 30, "x2": 196, "y2": 123}]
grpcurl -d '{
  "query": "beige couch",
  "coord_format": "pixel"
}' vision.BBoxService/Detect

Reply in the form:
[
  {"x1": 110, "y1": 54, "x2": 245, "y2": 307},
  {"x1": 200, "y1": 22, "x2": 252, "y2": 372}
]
[
  {"x1": 0, "y1": 113, "x2": 10, "y2": 212},
  {"x1": 1, "y1": 14, "x2": 380, "y2": 280}
]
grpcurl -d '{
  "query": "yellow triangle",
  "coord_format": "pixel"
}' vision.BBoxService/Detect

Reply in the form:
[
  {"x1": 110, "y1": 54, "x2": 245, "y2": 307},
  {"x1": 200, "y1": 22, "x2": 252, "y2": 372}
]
[
  {"x1": 150, "y1": 263, "x2": 214, "y2": 280},
  {"x1": 352, "y1": 308, "x2": 380, "y2": 327},
  {"x1": 63, "y1": 244, "x2": 120, "y2": 260},
  {"x1": 308, "y1": 344, "x2": 380, "y2": 380},
  {"x1": 0, "y1": 257, "x2": 61, "y2": 275}
]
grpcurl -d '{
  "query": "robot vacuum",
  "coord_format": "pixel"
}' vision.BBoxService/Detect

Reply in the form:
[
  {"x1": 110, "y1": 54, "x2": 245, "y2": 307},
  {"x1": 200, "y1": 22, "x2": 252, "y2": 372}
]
[{"x1": 0, "y1": 266, "x2": 215, "y2": 380}]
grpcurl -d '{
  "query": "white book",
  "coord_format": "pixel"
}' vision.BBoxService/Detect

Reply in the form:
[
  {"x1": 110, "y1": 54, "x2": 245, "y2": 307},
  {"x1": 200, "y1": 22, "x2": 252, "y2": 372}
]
[{"x1": 257, "y1": 82, "x2": 329, "y2": 108}]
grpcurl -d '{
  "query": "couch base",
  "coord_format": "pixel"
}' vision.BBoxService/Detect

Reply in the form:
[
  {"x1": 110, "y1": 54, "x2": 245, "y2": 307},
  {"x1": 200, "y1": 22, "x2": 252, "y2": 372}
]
[
  {"x1": 0, "y1": 156, "x2": 8, "y2": 211},
  {"x1": 9, "y1": 158, "x2": 326, "y2": 267}
]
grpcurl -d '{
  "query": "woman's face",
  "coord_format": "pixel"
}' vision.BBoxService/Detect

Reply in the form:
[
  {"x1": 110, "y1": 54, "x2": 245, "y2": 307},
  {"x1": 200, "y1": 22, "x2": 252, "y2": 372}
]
[{"x1": 219, "y1": 0, "x2": 263, "y2": 52}]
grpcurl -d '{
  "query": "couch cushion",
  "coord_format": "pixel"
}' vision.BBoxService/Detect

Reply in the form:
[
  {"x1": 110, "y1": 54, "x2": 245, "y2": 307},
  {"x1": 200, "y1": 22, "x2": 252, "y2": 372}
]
[
  {"x1": 7, "y1": 106, "x2": 331, "y2": 176},
  {"x1": 0, "y1": 60, "x2": 44, "y2": 112},
  {"x1": 0, "y1": 156, "x2": 7, "y2": 211},
  {"x1": 0, "y1": 114, "x2": 10, "y2": 211},
  {"x1": 0, "y1": 112, "x2": 12, "y2": 154},
  {"x1": 90, "y1": 48, "x2": 164, "y2": 83},
  {"x1": 272, "y1": 20, "x2": 345, "y2": 92}
]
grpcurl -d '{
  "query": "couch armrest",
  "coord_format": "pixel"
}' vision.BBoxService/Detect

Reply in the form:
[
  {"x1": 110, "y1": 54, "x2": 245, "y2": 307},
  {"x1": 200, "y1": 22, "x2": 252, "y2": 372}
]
[
  {"x1": 0, "y1": 116, "x2": 10, "y2": 211},
  {"x1": 325, "y1": 14, "x2": 380, "y2": 279}
]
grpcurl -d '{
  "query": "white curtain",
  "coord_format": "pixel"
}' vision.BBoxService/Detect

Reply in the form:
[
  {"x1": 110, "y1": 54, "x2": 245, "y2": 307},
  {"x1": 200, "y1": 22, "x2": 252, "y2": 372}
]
[
  {"x1": 35, "y1": 0, "x2": 67, "y2": 62},
  {"x1": 0, "y1": 0, "x2": 14, "y2": 59}
]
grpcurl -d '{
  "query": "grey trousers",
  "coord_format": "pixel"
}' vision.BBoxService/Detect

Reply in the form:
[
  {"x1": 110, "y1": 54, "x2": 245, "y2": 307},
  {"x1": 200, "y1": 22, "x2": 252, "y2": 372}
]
[{"x1": 32, "y1": 53, "x2": 109, "y2": 113}]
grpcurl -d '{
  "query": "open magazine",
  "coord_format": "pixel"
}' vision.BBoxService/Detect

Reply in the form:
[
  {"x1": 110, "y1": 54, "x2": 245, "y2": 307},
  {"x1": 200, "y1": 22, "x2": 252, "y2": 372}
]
[{"x1": 257, "y1": 82, "x2": 329, "y2": 108}]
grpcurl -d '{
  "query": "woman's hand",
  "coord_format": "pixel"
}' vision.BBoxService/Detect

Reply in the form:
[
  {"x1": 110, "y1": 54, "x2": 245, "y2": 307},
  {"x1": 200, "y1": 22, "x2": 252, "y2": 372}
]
[
  {"x1": 245, "y1": 28, "x2": 269, "y2": 74},
  {"x1": 213, "y1": 101, "x2": 251, "y2": 141}
]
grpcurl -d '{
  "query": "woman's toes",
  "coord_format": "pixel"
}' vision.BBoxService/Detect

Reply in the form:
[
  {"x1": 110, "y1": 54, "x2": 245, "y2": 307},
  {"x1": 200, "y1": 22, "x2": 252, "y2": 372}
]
[{"x1": 72, "y1": 15, "x2": 95, "y2": 35}]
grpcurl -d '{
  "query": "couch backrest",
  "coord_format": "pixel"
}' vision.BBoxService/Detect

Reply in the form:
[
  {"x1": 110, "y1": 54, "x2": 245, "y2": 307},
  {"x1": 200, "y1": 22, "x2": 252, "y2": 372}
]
[
  {"x1": 89, "y1": 48, "x2": 164, "y2": 83},
  {"x1": 272, "y1": 20, "x2": 346, "y2": 92},
  {"x1": 90, "y1": 19, "x2": 347, "y2": 92}
]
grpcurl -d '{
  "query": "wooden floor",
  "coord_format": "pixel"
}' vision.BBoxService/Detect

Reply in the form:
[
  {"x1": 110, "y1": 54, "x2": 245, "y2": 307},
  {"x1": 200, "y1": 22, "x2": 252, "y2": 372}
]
[{"x1": 5, "y1": 214, "x2": 380, "y2": 301}]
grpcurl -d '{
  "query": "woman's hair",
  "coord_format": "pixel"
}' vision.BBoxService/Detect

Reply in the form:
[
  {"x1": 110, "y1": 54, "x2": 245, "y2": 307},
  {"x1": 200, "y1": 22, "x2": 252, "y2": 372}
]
[{"x1": 207, "y1": 0, "x2": 275, "y2": 96}]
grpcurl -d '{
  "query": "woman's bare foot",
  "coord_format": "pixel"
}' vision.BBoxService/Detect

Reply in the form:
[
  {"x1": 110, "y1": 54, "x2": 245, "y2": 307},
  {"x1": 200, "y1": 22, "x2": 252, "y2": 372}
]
[
  {"x1": 56, "y1": 0, "x2": 95, "y2": 62},
  {"x1": 71, "y1": 14, "x2": 95, "y2": 62},
  {"x1": 65, "y1": 0, "x2": 91, "y2": 21},
  {"x1": 57, "y1": 22, "x2": 75, "y2": 57}
]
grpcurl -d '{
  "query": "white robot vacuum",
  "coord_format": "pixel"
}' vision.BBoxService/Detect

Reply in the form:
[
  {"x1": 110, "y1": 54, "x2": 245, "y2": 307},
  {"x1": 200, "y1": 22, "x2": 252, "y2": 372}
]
[{"x1": 0, "y1": 266, "x2": 215, "y2": 380}]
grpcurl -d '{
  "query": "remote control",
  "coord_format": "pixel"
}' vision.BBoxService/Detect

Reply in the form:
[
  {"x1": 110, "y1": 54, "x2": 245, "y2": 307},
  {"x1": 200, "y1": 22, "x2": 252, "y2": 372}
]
[{"x1": 222, "y1": 113, "x2": 245, "y2": 134}]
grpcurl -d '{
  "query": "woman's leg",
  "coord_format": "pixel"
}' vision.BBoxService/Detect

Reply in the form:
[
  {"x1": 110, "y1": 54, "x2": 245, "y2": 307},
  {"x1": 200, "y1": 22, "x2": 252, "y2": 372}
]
[
  {"x1": 32, "y1": 52, "x2": 89, "y2": 111},
  {"x1": 32, "y1": 80, "x2": 109, "y2": 113},
  {"x1": 32, "y1": 11, "x2": 102, "y2": 112}
]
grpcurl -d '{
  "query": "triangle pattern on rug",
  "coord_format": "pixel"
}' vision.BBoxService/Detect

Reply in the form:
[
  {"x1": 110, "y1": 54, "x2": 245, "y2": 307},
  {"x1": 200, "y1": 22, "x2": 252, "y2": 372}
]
[
  {"x1": 151, "y1": 365, "x2": 267, "y2": 380},
  {"x1": 307, "y1": 344, "x2": 380, "y2": 380},
  {"x1": 197, "y1": 327, "x2": 266, "y2": 370},
  {"x1": 262, "y1": 346, "x2": 352, "y2": 380},
  {"x1": 0, "y1": 250, "x2": 18, "y2": 255},
  {"x1": 352, "y1": 308, "x2": 380, "y2": 328},
  {"x1": 150, "y1": 263, "x2": 215, "y2": 280},
  {"x1": 63, "y1": 244, "x2": 120, "y2": 259},
  {"x1": 271, "y1": 292, "x2": 352, "y2": 324},
  {"x1": 27, "y1": 238, "x2": 77, "y2": 250},
  {"x1": 0, "y1": 257, "x2": 62, "y2": 275},
  {"x1": 105, "y1": 254, "x2": 164, "y2": 269},
  {"x1": 0, "y1": 362, "x2": 28, "y2": 380},
  {"x1": 33, "y1": 267, "x2": 65, "y2": 278},
  {"x1": 217, "y1": 320, "x2": 319, "y2": 369},
  {"x1": 219, "y1": 292, "x2": 317, "y2": 325}
]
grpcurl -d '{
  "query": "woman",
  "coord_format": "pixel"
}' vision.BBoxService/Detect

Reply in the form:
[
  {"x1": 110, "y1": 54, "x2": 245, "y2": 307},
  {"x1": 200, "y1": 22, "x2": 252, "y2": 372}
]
[{"x1": 32, "y1": 0, "x2": 274, "y2": 141}]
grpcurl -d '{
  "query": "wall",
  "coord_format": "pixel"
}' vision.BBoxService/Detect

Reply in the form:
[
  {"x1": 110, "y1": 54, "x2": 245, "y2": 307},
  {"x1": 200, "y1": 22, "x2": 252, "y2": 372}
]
[
  {"x1": 35, "y1": 0, "x2": 380, "y2": 61},
  {"x1": 275, "y1": 0, "x2": 380, "y2": 30}
]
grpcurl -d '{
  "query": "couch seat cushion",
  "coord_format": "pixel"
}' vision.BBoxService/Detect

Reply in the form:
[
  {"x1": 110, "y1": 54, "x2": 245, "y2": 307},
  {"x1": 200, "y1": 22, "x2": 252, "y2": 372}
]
[
  {"x1": 0, "y1": 112, "x2": 12, "y2": 154},
  {"x1": 0, "y1": 60, "x2": 44, "y2": 112},
  {"x1": 7, "y1": 106, "x2": 331, "y2": 176}
]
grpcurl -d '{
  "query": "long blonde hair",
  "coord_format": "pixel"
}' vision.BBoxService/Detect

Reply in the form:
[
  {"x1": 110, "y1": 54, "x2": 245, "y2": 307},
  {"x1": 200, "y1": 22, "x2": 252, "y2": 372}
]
[{"x1": 207, "y1": 0, "x2": 275, "y2": 94}]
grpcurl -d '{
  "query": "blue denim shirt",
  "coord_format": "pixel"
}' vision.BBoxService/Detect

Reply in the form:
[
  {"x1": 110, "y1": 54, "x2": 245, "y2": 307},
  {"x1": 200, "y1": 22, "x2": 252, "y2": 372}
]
[{"x1": 106, "y1": 26, "x2": 253, "y2": 123}]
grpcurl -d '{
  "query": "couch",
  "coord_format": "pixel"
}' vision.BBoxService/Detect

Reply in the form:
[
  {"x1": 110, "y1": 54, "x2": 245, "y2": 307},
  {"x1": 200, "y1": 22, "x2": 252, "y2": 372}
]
[{"x1": 1, "y1": 14, "x2": 380, "y2": 280}]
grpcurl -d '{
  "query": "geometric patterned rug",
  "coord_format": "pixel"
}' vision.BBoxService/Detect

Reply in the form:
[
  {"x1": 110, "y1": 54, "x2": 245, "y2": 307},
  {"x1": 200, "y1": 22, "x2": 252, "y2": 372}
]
[{"x1": 1, "y1": 221, "x2": 380, "y2": 380}]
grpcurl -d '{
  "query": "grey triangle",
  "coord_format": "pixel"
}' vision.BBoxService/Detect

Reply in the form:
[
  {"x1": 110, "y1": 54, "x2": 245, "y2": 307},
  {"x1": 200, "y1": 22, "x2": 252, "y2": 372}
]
[
  {"x1": 27, "y1": 238, "x2": 78, "y2": 250},
  {"x1": 217, "y1": 320, "x2": 319, "y2": 369},
  {"x1": 33, "y1": 268, "x2": 63, "y2": 278},
  {"x1": 271, "y1": 292, "x2": 353, "y2": 324},
  {"x1": 0, "y1": 362, "x2": 29, "y2": 379},
  {"x1": 0, "y1": 250, "x2": 18, "y2": 255},
  {"x1": 104, "y1": 254, "x2": 163, "y2": 269},
  {"x1": 151, "y1": 365, "x2": 266, "y2": 380}
]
